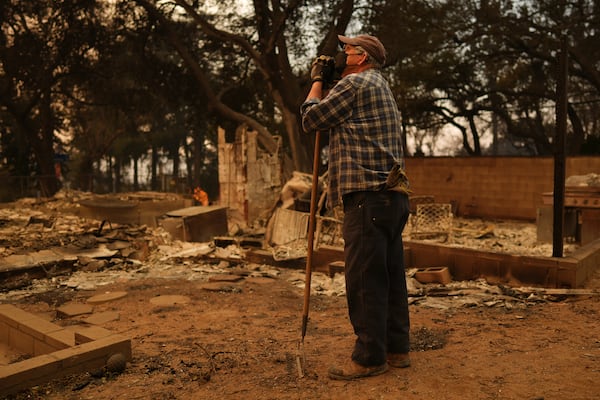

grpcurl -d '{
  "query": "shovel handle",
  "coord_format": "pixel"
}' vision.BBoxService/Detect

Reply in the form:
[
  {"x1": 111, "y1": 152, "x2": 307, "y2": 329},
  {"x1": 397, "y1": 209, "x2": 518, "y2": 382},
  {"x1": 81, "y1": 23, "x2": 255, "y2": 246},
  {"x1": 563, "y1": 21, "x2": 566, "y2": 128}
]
[{"x1": 301, "y1": 130, "x2": 321, "y2": 338}]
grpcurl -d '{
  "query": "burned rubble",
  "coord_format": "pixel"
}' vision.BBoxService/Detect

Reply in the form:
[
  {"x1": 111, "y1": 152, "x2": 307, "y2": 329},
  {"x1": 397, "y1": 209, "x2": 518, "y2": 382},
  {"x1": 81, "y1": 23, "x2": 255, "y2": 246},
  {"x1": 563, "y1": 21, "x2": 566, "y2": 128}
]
[
  {"x1": 1, "y1": 187, "x2": 600, "y2": 399},
  {"x1": 0, "y1": 189, "x2": 587, "y2": 308}
]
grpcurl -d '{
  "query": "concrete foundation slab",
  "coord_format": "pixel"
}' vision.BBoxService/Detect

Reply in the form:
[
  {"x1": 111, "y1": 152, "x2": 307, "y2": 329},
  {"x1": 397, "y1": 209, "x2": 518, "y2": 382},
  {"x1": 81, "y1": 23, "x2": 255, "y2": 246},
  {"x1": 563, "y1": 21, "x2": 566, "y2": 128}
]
[{"x1": 56, "y1": 303, "x2": 93, "y2": 318}]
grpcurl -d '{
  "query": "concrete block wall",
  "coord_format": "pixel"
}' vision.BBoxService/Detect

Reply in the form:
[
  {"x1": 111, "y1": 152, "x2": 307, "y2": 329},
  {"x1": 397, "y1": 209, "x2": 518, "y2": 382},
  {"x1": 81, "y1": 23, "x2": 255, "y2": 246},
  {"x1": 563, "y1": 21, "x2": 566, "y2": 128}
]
[
  {"x1": 405, "y1": 237, "x2": 600, "y2": 288},
  {"x1": 0, "y1": 305, "x2": 72, "y2": 358},
  {"x1": 0, "y1": 304, "x2": 132, "y2": 397},
  {"x1": 404, "y1": 156, "x2": 600, "y2": 220}
]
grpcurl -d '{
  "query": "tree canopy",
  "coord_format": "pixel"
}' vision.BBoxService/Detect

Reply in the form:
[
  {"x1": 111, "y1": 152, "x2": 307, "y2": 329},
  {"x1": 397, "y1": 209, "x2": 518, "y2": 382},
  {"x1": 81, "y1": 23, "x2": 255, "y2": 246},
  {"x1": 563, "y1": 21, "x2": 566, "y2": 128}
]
[
  {"x1": 373, "y1": 0, "x2": 600, "y2": 156},
  {"x1": 1, "y1": 0, "x2": 598, "y2": 198}
]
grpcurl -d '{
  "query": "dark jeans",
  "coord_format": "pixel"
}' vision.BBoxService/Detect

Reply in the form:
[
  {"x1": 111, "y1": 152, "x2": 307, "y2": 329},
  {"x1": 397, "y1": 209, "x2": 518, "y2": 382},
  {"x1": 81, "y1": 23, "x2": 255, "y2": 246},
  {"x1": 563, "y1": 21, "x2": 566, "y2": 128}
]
[{"x1": 342, "y1": 190, "x2": 410, "y2": 366}]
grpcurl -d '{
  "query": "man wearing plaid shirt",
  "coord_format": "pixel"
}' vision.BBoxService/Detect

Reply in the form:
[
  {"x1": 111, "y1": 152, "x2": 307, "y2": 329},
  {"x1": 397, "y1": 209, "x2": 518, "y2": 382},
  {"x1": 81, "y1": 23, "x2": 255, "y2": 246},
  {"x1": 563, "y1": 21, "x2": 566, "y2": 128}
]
[{"x1": 301, "y1": 34, "x2": 411, "y2": 380}]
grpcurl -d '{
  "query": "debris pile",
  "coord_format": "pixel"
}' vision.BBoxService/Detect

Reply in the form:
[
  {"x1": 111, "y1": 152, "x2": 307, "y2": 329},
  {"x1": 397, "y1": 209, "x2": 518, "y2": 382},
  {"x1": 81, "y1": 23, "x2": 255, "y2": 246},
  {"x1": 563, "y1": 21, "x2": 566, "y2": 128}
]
[
  {"x1": 409, "y1": 217, "x2": 580, "y2": 257},
  {"x1": 0, "y1": 190, "x2": 586, "y2": 309}
]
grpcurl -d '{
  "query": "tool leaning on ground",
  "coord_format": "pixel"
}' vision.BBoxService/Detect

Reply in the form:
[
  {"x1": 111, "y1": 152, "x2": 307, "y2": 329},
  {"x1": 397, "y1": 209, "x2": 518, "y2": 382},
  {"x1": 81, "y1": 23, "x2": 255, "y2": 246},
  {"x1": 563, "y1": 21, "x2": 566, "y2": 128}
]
[
  {"x1": 296, "y1": 130, "x2": 321, "y2": 378},
  {"x1": 296, "y1": 55, "x2": 336, "y2": 378}
]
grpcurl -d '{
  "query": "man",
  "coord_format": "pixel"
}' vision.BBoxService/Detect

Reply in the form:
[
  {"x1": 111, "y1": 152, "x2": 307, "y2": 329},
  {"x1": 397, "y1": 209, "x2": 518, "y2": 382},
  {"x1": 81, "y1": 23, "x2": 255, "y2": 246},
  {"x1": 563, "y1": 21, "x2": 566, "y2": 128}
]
[{"x1": 300, "y1": 34, "x2": 411, "y2": 380}]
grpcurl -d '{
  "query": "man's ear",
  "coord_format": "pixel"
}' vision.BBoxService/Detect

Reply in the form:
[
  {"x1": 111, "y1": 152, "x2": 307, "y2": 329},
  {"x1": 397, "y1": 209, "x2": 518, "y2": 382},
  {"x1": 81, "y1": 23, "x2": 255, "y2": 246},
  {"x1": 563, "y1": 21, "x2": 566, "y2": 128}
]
[{"x1": 357, "y1": 53, "x2": 368, "y2": 65}]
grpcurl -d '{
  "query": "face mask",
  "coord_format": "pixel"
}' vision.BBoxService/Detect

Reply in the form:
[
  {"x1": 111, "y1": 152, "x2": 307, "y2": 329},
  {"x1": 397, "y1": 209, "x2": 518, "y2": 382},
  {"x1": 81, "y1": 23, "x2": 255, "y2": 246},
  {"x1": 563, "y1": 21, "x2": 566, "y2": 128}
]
[{"x1": 334, "y1": 51, "x2": 347, "y2": 75}]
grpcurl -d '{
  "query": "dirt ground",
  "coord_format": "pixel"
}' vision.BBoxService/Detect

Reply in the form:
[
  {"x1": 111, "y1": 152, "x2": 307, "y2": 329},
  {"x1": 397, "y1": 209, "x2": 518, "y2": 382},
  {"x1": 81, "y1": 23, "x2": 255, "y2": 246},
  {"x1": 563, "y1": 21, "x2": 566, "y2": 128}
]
[
  {"x1": 2, "y1": 194, "x2": 600, "y2": 400},
  {"x1": 4, "y1": 267, "x2": 600, "y2": 400}
]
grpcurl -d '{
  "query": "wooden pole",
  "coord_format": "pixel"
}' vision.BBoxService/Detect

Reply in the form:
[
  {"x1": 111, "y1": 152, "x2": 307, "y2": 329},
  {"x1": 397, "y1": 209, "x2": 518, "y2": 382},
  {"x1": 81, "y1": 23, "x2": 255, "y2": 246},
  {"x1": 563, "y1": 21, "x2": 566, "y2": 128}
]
[{"x1": 553, "y1": 36, "x2": 568, "y2": 258}]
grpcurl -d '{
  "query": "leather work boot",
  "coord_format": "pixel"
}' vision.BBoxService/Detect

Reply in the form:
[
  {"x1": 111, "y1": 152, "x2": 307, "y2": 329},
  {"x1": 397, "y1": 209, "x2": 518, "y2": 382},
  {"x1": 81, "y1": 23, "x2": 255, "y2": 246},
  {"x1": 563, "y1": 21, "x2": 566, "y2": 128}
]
[
  {"x1": 387, "y1": 353, "x2": 411, "y2": 368},
  {"x1": 328, "y1": 360, "x2": 389, "y2": 380}
]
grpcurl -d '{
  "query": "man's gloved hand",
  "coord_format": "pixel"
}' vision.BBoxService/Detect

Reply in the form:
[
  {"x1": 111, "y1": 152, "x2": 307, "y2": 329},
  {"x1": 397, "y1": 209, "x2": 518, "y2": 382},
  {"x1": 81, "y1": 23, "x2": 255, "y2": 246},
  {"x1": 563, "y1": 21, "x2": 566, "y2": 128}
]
[
  {"x1": 385, "y1": 164, "x2": 411, "y2": 194},
  {"x1": 310, "y1": 55, "x2": 335, "y2": 84}
]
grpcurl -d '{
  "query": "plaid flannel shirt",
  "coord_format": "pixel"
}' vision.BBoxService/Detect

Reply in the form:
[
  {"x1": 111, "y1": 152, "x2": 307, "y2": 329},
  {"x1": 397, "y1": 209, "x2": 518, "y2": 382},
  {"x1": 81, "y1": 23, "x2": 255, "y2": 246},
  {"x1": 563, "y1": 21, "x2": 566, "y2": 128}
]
[{"x1": 301, "y1": 69, "x2": 407, "y2": 208}]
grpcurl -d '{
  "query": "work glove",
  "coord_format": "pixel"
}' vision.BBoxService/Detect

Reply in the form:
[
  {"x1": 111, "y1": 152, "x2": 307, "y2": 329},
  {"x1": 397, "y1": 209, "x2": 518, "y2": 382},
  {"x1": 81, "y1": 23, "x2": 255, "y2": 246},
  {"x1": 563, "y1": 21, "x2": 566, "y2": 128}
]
[
  {"x1": 310, "y1": 55, "x2": 335, "y2": 84},
  {"x1": 385, "y1": 164, "x2": 411, "y2": 194}
]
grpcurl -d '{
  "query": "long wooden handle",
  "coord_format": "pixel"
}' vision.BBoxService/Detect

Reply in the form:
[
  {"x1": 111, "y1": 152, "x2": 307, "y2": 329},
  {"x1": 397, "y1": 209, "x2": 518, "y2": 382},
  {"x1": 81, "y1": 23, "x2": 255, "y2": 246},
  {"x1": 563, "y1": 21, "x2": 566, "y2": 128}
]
[{"x1": 301, "y1": 130, "x2": 321, "y2": 339}]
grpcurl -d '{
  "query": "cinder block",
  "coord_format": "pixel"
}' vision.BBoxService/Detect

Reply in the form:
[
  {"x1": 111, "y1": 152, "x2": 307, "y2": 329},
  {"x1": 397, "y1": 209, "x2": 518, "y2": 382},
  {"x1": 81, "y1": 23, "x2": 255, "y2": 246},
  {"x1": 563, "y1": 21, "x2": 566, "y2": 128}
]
[
  {"x1": 73, "y1": 326, "x2": 114, "y2": 343},
  {"x1": 414, "y1": 267, "x2": 452, "y2": 285},
  {"x1": 0, "y1": 320, "x2": 9, "y2": 343},
  {"x1": 45, "y1": 329, "x2": 74, "y2": 348},
  {"x1": 8, "y1": 326, "x2": 34, "y2": 355},
  {"x1": 518, "y1": 256, "x2": 560, "y2": 287},
  {"x1": 477, "y1": 253, "x2": 505, "y2": 279},
  {"x1": 0, "y1": 354, "x2": 62, "y2": 392},
  {"x1": 17, "y1": 317, "x2": 65, "y2": 342},
  {"x1": 33, "y1": 339, "x2": 60, "y2": 356},
  {"x1": 57, "y1": 335, "x2": 132, "y2": 369},
  {"x1": 0, "y1": 305, "x2": 36, "y2": 328}
]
